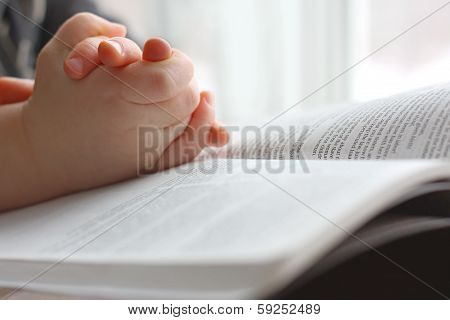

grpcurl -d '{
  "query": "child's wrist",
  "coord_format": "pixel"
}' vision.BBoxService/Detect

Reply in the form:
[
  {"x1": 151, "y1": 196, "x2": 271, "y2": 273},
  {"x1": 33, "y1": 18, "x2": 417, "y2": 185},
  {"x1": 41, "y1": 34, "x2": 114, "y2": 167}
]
[
  {"x1": 19, "y1": 101, "x2": 70, "y2": 201},
  {"x1": 19, "y1": 102, "x2": 47, "y2": 179},
  {"x1": 0, "y1": 102, "x2": 48, "y2": 210}
]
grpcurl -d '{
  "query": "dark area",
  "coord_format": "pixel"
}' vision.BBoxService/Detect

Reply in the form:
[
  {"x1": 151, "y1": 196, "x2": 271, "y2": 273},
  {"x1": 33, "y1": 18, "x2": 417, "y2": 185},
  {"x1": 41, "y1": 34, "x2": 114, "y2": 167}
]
[
  {"x1": 276, "y1": 227, "x2": 450, "y2": 299},
  {"x1": 273, "y1": 183, "x2": 450, "y2": 299},
  {"x1": 0, "y1": 0, "x2": 116, "y2": 77}
]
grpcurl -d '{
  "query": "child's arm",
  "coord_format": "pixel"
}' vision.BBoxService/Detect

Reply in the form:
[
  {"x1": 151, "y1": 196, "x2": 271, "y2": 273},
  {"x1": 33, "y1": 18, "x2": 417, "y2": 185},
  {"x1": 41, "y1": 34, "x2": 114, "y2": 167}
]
[{"x1": 0, "y1": 100, "x2": 38, "y2": 208}]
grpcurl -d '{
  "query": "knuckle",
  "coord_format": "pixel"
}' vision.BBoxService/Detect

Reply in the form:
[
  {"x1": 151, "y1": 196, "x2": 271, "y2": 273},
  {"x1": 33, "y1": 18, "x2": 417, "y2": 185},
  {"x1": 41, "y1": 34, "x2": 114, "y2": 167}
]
[
  {"x1": 36, "y1": 43, "x2": 53, "y2": 65},
  {"x1": 174, "y1": 49, "x2": 195, "y2": 79},
  {"x1": 60, "y1": 12, "x2": 98, "y2": 35},
  {"x1": 185, "y1": 60, "x2": 195, "y2": 80},
  {"x1": 151, "y1": 69, "x2": 174, "y2": 96},
  {"x1": 173, "y1": 84, "x2": 200, "y2": 121},
  {"x1": 180, "y1": 90, "x2": 196, "y2": 116},
  {"x1": 74, "y1": 40, "x2": 98, "y2": 57},
  {"x1": 70, "y1": 12, "x2": 97, "y2": 25},
  {"x1": 188, "y1": 85, "x2": 200, "y2": 110}
]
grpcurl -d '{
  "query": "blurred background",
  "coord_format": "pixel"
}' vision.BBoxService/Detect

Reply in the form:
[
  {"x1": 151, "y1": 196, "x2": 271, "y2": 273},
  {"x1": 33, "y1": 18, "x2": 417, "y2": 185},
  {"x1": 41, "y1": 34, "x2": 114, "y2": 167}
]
[{"x1": 97, "y1": 0, "x2": 450, "y2": 124}]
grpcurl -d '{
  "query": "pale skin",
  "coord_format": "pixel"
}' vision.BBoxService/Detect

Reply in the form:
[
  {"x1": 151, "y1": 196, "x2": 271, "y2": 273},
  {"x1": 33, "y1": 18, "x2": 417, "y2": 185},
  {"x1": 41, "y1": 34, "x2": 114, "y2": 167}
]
[{"x1": 0, "y1": 13, "x2": 228, "y2": 211}]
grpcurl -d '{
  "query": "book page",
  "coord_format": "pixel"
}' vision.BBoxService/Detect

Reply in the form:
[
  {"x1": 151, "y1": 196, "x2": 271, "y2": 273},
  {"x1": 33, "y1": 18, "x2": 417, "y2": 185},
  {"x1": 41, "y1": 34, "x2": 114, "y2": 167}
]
[
  {"x1": 1, "y1": 159, "x2": 450, "y2": 298},
  {"x1": 225, "y1": 83, "x2": 450, "y2": 160},
  {"x1": 0, "y1": 160, "x2": 444, "y2": 262},
  {"x1": 0, "y1": 160, "x2": 373, "y2": 261}
]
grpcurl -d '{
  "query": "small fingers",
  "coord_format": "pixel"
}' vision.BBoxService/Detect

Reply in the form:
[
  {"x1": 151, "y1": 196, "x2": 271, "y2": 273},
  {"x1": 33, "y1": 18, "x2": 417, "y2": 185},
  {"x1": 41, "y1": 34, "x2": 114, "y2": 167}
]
[
  {"x1": 131, "y1": 80, "x2": 200, "y2": 128},
  {"x1": 64, "y1": 36, "x2": 142, "y2": 80},
  {"x1": 118, "y1": 49, "x2": 194, "y2": 103},
  {"x1": 98, "y1": 37, "x2": 142, "y2": 67},
  {"x1": 196, "y1": 93, "x2": 229, "y2": 147},
  {"x1": 0, "y1": 77, "x2": 34, "y2": 105},
  {"x1": 156, "y1": 91, "x2": 215, "y2": 170},
  {"x1": 64, "y1": 37, "x2": 106, "y2": 79},
  {"x1": 208, "y1": 121, "x2": 229, "y2": 147}
]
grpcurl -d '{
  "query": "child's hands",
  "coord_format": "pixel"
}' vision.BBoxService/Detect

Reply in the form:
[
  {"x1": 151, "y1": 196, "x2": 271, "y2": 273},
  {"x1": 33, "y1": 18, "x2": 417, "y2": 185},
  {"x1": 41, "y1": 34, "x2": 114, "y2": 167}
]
[
  {"x1": 63, "y1": 35, "x2": 229, "y2": 151},
  {"x1": 0, "y1": 34, "x2": 228, "y2": 152},
  {"x1": 14, "y1": 13, "x2": 223, "y2": 205}
]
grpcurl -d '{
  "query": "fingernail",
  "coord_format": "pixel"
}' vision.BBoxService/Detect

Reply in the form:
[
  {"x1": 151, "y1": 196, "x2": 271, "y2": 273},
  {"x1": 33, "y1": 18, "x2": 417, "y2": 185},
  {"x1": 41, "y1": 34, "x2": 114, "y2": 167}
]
[
  {"x1": 66, "y1": 57, "x2": 84, "y2": 75},
  {"x1": 106, "y1": 40, "x2": 123, "y2": 56},
  {"x1": 208, "y1": 131, "x2": 218, "y2": 145}
]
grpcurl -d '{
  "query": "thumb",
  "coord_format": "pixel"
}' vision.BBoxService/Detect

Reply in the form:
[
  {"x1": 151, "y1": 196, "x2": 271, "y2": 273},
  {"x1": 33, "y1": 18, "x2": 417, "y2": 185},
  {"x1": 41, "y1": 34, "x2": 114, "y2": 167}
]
[
  {"x1": 0, "y1": 77, "x2": 34, "y2": 105},
  {"x1": 142, "y1": 38, "x2": 173, "y2": 62}
]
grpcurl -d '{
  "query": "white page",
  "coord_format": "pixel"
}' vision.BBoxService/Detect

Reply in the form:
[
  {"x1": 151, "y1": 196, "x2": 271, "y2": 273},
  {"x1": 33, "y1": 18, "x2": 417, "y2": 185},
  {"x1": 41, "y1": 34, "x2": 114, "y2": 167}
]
[
  {"x1": 0, "y1": 159, "x2": 447, "y2": 263},
  {"x1": 226, "y1": 83, "x2": 450, "y2": 160},
  {"x1": 1, "y1": 159, "x2": 450, "y2": 298},
  {"x1": 0, "y1": 159, "x2": 370, "y2": 261}
]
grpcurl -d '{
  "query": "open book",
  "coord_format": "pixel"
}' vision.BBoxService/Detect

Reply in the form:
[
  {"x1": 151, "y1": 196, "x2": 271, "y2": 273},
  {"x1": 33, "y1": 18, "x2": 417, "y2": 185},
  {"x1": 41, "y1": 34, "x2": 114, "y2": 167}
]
[{"x1": 0, "y1": 83, "x2": 450, "y2": 299}]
